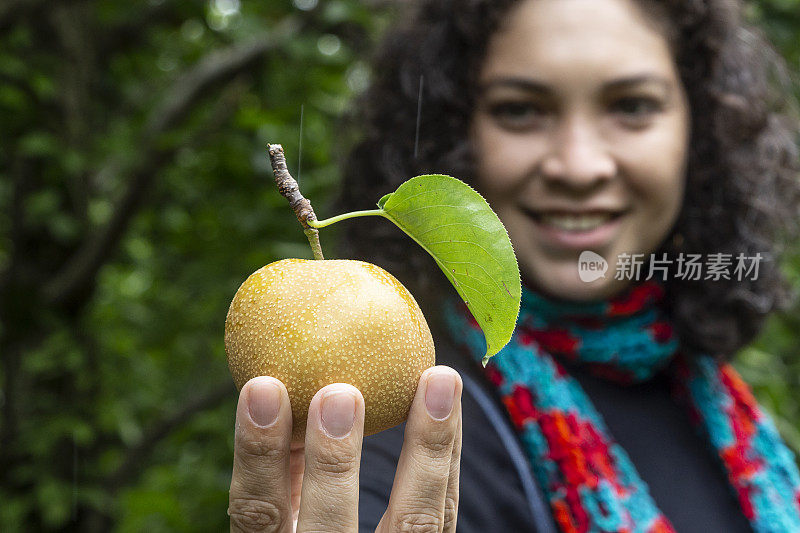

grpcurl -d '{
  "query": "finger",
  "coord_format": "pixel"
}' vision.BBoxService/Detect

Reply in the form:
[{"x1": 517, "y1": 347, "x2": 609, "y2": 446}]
[
  {"x1": 444, "y1": 402, "x2": 462, "y2": 533},
  {"x1": 289, "y1": 443, "x2": 305, "y2": 527},
  {"x1": 296, "y1": 383, "x2": 365, "y2": 533},
  {"x1": 229, "y1": 376, "x2": 293, "y2": 533},
  {"x1": 379, "y1": 366, "x2": 462, "y2": 533}
]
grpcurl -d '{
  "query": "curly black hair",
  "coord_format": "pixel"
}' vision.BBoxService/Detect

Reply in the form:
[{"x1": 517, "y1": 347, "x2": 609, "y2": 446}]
[{"x1": 334, "y1": 0, "x2": 800, "y2": 359}]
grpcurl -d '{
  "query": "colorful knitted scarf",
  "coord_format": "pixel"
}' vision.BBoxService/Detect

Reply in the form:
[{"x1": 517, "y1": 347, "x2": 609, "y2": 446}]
[{"x1": 444, "y1": 281, "x2": 800, "y2": 533}]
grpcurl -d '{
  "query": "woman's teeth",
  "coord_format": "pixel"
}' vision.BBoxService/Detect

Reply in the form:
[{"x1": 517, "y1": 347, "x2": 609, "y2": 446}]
[{"x1": 540, "y1": 213, "x2": 615, "y2": 231}]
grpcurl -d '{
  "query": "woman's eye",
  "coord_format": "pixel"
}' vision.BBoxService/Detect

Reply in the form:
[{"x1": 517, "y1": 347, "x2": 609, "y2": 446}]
[
  {"x1": 610, "y1": 97, "x2": 663, "y2": 126},
  {"x1": 487, "y1": 102, "x2": 547, "y2": 129}
]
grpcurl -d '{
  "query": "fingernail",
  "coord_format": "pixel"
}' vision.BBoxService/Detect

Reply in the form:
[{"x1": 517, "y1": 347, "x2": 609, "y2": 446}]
[
  {"x1": 425, "y1": 370, "x2": 456, "y2": 420},
  {"x1": 248, "y1": 379, "x2": 281, "y2": 428},
  {"x1": 320, "y1": 389, "x2": 356, "y2": 438}
]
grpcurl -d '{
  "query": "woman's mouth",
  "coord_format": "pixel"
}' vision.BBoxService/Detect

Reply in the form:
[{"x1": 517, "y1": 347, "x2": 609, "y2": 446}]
[
  {"x1": 522, "y1": 208, "x2": 627, "y2": 250},
  {"x1": 538, "y1": 212, "x2": 617, "y2": 231}
]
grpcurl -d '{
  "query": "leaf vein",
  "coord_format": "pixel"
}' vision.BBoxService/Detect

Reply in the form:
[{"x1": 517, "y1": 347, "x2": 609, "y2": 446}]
[
  {"x1": 384, "y1": 186, "x2": 463, "y2": 209},
  {"x1": 426, "y1": 240, "x2": 505, "y2": 270},
  {"x1": 393, "y1": 204, "x2": 470, "y2": 218},
  {"x1": 415, "y1": 221, "x2": 492, "y2": 238}
]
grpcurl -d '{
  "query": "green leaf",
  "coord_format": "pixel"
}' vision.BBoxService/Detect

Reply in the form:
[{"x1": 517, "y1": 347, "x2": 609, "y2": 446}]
[{"x1": 378, "y1": 174, "x2": 521, "y2": 364}]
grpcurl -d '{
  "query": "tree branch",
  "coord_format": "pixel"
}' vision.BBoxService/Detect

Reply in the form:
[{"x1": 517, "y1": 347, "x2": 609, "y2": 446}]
[
  {"x1": 0, "y1": 0, "x2": 45, "y2": 32},
  {"x1": 43, "y1": 16, "x2": 301, "y2": 309},
  {"x1": 0, "y1": 0, "x2": 84, "y2": 32},
  {"x1": 103, "y1": 380, "x2": 235, "y2": 493},
  {"x1": 98, "y1": 2, "x2": 200, "y2": 65},
  {"x1": 0, "y1": 73, "x2": 47, "y2": 109}
]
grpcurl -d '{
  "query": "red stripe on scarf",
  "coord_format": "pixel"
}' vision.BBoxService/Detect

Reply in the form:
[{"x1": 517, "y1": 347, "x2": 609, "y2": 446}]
[
  {"x1": 648, "y1": 321, "x2": 674, "y2": 343},
  {"x1": 535, "y1": 408, "x2": 634, "y2": 528},
  {"x1": 608, "y1": 281, "x2": 664, "y2": 316},
  {"x1": 483, "y1": 362, "x2": 504, "y2": 387},
  {"x1": 552, "y1": 499, "x2": 583, "y2": 533},
  {"x1": 718, "y1": 364, "x2": 765, "y2": 519},
  {"x1": 647, "y1": 516, "x2": 676, "y2": 533},
  {"x1": 520, "y1": 326, "x2": 581, "y2": 360}
]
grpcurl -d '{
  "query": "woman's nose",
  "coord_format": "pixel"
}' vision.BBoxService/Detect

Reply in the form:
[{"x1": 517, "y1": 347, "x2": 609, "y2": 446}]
[{"x1": 540, "y1": 117, "x2": 616, "y2": 188}]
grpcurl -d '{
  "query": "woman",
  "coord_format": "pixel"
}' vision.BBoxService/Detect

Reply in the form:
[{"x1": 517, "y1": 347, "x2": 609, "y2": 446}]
[{"x1": 229, "y1": 0, "x2": 800, "y2": 531}]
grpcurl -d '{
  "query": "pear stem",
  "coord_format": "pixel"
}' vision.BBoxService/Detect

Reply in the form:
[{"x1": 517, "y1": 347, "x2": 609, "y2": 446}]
[
  {"x1": 306, "y1": 209, "x2": 386, "y2": 229},
  {"x1": 267, "y1": 143, "x2": 324, "y2": 260},
  {"x1": 303, "y1": 228, "x2": 324, "y2": 260}
]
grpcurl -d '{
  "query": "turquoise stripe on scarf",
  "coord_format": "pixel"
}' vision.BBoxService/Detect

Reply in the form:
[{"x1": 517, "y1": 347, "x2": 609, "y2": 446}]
[{"x1": 444, "y1": 281, "x2": 800, "y2": 532}]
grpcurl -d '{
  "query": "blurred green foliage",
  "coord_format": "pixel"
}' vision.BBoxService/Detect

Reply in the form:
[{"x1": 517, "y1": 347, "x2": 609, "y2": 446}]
[{"x1": 0, "y1": 0, "x2": 798, "y2": 531}]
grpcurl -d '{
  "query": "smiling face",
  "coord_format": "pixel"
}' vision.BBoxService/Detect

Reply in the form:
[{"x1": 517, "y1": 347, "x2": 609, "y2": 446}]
[{"x1": 471, "y1": 0, "x2": 690, "y2": 301}]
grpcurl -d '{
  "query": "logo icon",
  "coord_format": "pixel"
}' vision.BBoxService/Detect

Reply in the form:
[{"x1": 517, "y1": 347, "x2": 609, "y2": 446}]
[{"x1": 578, "y1": 251, "x2": 608, "y2": 282}]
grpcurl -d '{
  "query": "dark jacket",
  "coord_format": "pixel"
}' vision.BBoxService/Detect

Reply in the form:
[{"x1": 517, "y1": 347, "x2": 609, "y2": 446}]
[{"x1": 357, "y1": 330, "x2": 752, "y2": 532}]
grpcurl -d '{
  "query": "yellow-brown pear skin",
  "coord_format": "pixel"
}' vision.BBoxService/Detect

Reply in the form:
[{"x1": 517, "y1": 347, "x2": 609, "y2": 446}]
[{"x1": 224, "y1": 258, "x2": 435, "y2": 442}]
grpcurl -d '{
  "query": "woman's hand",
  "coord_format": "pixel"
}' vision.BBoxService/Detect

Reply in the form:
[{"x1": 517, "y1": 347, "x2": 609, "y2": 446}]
[{"x1": 228, "y1": 366, "x2": 462, "y2": 533}]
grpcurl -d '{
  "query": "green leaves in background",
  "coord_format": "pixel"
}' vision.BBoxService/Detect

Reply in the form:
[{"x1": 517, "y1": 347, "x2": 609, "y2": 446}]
[{"x1": 377, "y1": 175, "x2": 521, "y2": 364}]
